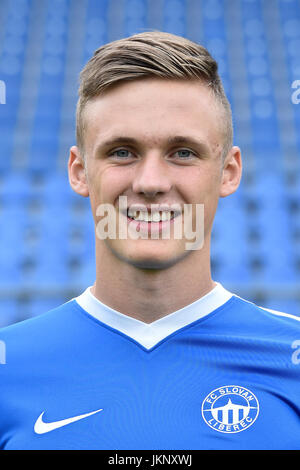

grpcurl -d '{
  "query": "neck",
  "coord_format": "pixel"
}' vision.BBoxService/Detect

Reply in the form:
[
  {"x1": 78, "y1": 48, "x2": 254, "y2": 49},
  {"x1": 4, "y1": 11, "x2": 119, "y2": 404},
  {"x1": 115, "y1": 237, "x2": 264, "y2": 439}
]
[{"x1": 91, "y1": 241, "x2": 215, "y2": 323}]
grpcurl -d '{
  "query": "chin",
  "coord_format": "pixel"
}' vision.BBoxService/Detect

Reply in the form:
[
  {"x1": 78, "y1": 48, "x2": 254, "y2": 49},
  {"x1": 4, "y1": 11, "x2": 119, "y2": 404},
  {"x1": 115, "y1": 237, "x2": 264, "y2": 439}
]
[
  {"x1": 126, "y1": 257, "x2": 181, "y2": 270},
  {"x1": 108, "y1": 240, "x2": 191, "y2": 270}
]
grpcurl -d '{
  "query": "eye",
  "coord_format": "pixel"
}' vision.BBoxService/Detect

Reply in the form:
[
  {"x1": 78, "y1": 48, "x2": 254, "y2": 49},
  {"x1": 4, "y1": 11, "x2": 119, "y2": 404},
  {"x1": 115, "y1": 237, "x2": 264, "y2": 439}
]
[
  {"x1": 110, "y1": 149, "x2": 133, "y2": 159},
  {"x1": 174, "y1": 149, "x2": 195, "y2": 159}
]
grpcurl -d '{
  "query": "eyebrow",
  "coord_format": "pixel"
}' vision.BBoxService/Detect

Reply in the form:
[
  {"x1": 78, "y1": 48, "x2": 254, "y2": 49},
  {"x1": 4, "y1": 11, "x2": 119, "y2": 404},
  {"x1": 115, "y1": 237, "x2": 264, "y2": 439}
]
[
  {"x1": 95, "y1": 135, "x2": 211, "y2": 156},
  {"x1": 167, "y1": 136, "x2": 210, "y2": 152},
  {"x1": 96, "y1": 137, "x2": 139, "y2": 150}
]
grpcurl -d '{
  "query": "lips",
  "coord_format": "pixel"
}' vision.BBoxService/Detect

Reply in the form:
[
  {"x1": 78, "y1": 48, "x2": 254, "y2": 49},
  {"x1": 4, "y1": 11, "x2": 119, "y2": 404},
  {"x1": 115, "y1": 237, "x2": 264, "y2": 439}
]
[{"x1": 122, "y1": 205, "x2": 183, "y2": 237}]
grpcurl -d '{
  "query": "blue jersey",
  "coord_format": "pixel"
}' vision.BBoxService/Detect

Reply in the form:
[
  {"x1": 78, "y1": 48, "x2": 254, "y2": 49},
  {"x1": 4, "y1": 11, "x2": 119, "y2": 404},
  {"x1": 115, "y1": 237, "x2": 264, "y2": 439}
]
[{"x1": 0, "y1": 282, "x2": 300, "y2": 450}]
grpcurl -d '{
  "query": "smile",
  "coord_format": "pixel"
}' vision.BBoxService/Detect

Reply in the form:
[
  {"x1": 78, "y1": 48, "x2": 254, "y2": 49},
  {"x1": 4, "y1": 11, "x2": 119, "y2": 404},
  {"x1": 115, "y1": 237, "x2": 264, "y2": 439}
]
[{"x1": 127, "y1": 209, "x2": 177, "y2": 223}]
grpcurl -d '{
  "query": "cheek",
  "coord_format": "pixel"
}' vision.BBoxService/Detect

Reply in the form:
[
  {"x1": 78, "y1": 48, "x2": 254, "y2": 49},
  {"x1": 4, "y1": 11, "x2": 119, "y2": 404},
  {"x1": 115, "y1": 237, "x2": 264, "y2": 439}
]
[
  {"x1": 182, "y1": 167, "x2": 221, "y2": 202},
  {"x1": 88, "y1": 165, "x2": 131, "y2": 207},
  {"x1": 182, "y1": 170, "x2": 221, "y2": 229}
]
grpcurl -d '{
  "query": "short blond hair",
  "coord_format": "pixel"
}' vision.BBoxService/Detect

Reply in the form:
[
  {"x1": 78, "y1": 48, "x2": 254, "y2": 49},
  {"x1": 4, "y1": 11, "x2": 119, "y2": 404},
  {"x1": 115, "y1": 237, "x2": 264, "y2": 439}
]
[{"x1": 76, "y1": 31, "x2": 233, "y2": 159}]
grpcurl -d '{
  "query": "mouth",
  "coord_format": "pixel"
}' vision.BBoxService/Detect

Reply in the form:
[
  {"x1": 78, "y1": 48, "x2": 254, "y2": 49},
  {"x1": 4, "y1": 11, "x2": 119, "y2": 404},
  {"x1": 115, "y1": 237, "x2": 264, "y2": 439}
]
[
  {"x1": 126, "y1": 208, "x2": 178, "y2": 223},
  {"x1": 124, "y1": 205, "x2": 182, "y2": 236}
]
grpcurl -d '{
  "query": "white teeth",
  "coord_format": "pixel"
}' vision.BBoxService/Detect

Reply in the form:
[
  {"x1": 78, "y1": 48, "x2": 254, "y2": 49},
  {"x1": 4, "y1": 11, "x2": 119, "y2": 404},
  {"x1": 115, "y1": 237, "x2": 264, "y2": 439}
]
[
  {"x1": 127, "y1": 209, "x2": 138, "y2": 218},
  {"x1": 127, "y1": 209, "x2": 174, "y2": 222},
  {"x1": 163, "y1": 212, "x2": 171, "y2": 221}
]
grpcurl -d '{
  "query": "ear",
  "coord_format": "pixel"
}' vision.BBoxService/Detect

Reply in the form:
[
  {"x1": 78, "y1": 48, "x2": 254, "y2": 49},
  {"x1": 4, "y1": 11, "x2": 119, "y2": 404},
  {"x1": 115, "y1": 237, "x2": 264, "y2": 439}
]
[
  {"x1": 219, "y1": 146, "x2": 242, "y2": 198},
  {"x1": 68, "y1": 145, "x2": 89, "y2": 197}
]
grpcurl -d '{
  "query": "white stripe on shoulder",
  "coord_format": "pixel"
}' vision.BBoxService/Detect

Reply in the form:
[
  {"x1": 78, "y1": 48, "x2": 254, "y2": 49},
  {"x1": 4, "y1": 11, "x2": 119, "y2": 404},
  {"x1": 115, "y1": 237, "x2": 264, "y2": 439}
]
[
  {"x1": 232, "y1": 293, "x2": 300, "y2": 323},
  {"x1": 259, "y1": 306, "x2": 300, "y2": 322}
]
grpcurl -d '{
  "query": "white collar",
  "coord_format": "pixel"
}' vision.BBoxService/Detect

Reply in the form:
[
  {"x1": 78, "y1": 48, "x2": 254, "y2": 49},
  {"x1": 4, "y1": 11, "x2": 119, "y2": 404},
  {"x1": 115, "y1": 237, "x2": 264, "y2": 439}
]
[{"x1": 75, "y1": 282, "x2": 233, "y2": 350}]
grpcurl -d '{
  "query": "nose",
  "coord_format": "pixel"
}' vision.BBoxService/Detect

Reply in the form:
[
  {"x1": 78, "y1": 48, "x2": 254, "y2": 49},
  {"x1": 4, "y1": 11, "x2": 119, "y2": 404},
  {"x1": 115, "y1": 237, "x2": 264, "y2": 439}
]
[{"x1": 132, "y1": 154, "x2": 172, "y2": 198}]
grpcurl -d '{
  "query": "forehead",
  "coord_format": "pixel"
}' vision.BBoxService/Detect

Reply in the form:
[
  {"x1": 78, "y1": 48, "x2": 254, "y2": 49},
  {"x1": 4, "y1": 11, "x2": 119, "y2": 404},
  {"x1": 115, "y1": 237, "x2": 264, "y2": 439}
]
[{"x1": 82, "y1": 79, "x2": 223, "y2": 153}]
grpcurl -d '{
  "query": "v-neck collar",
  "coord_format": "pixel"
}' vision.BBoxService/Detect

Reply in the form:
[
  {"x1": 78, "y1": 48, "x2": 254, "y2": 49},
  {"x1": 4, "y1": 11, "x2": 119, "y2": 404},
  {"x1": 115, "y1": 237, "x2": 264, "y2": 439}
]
[{"x1": 75, "y1": 282, "x2": 233, "y2": 350}]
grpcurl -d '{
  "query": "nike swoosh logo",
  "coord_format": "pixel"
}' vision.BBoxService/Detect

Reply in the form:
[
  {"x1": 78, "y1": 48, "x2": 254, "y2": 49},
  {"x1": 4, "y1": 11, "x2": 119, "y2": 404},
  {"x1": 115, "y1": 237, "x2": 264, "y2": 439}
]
[{"x1": 34, "y1": 408, "x2": 103, "y2": 434}]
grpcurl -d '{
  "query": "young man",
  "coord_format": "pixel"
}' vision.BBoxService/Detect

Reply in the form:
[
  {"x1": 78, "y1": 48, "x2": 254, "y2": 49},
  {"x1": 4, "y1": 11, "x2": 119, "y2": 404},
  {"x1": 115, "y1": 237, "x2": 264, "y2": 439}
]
[{"x1": 0, "y1": 32, "x2": 300, "y2": 450}]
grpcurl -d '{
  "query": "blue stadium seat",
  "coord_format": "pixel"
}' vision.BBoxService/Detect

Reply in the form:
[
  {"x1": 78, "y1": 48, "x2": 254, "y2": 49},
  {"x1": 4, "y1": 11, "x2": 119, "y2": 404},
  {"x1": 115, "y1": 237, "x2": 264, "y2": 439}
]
[
  {"x1": 26, "y1": 297, "x2": 68, "y2": 318},
  {"x1": 0, "y1": 173, "x2": 31, "y2": 202},
  {"x1": 0, "y1": 299, "x2": 19, "y2": 328}
]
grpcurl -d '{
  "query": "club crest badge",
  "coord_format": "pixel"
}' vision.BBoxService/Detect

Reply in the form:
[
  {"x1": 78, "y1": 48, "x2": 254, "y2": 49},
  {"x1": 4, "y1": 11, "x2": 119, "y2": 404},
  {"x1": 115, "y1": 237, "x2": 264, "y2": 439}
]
[{"x1": 201, "y1": 385, "x2": 259, "y2": 433}]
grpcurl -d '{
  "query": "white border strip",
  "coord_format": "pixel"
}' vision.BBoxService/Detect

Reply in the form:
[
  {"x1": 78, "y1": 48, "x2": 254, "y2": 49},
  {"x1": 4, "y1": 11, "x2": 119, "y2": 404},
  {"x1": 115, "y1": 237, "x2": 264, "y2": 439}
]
[
  {"x1": 259, "y1": 306, "x2": 300, "y2": 322},
  {"x1": 75, "y1": 282, "x2": 233, "y2": 349}
]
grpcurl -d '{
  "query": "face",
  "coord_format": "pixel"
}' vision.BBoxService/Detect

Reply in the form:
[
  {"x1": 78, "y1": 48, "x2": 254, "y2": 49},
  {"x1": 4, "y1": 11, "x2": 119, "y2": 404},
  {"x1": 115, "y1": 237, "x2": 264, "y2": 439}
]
[{"x1": 69, "y1": 79, "x2": 241, "y2": 270}]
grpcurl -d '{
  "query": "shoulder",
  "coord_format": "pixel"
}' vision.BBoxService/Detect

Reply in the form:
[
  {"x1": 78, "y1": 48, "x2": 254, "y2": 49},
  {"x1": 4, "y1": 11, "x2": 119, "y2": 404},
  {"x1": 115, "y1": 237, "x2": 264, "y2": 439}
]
[
  {"x1": 257, "y1": 305, "x2": 300, "y2": 324},
  {"x1": 230, "y1": 293, "x2": 300, "y2": 338},
  {"x1": 0, "y1": 299, "x2": 77, "y2": 333},
  {"x1": 0, "y1": 299, "x2": 82, "y2": 359},
  {"x1": 234, "y1": 293, "x2": 300, "y2": 323}
]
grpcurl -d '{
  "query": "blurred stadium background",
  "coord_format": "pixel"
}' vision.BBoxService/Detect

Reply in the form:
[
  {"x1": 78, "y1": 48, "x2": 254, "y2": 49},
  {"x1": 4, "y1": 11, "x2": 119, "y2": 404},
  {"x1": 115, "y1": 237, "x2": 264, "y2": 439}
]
[{"x1": 0, "y1": 0, "x2": 299, "y2": 327}]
